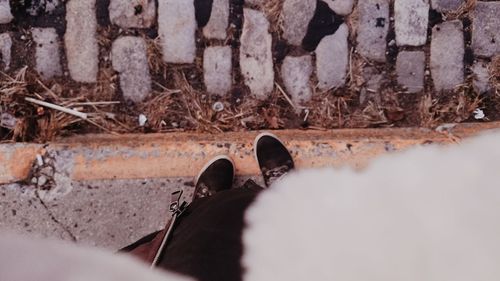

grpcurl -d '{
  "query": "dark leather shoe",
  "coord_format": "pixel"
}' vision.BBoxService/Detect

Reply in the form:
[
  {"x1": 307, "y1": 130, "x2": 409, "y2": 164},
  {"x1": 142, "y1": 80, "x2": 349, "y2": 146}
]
[
  {"x1": 254, "y1": 132, "x2": 295, "y2": 187},
  {"x1": 194, "y1": 155, "x2": 235, "y2": 200}
]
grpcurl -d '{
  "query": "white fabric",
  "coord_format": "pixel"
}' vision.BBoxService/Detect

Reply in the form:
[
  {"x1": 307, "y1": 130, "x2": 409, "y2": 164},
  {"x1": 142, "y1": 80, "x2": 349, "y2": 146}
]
[
  {"x1": 0, "y1": 232, "x2": 192, "y2": 281},
  {"x1": 243, "y1": 131, "x2": 500, "y2": 281}
]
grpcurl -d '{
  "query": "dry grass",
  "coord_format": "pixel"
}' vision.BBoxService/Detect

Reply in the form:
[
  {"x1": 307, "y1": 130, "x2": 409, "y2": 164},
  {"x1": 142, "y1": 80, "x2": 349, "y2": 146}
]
[
  {"x1": 490, "y1": 55, "x2": 500, "y2": 95},
  {"x1": 255, "y1": 0, "x2": 285, "y2": 36},
  {"x1": 444, "y1": 0, "x2": 477, "y2": 20}
]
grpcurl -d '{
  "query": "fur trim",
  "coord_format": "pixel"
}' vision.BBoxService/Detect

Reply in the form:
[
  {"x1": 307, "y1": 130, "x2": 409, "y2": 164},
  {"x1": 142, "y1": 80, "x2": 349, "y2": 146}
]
[
  {"x1": 243, "y1": 131, "x2": 500, "y2": 281},
  {"x1": 0, "y1": 232, "x2": 193, "y2": 281}
]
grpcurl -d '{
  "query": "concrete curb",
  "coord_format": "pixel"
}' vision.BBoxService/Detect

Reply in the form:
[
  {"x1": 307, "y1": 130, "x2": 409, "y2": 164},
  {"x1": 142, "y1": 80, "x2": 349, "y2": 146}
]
[{"x1": 1, "y1": 123, "x2": 500, "y2": 184}]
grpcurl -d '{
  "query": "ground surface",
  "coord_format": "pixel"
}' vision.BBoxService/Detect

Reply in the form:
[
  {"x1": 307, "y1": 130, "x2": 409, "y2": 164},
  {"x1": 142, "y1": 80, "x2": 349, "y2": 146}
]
[{"x1": 0, "y1": 0, "x2": 498, "y2": 142}]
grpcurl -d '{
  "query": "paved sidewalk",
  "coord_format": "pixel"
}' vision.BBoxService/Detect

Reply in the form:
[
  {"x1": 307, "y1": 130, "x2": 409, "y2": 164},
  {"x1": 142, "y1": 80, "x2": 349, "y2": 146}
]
[{"x1": 2, "y1": 124, "x2": 499, "y2": 249}]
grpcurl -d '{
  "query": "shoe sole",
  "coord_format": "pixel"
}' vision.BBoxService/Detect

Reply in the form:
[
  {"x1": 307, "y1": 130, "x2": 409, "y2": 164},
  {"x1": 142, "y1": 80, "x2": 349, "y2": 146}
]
[
  {"x1": 194, "y1": 155, "x2": 235, "y2": 187},
  {"x1": 253, "y1": 132, "x2": 289, "y2": 169}
]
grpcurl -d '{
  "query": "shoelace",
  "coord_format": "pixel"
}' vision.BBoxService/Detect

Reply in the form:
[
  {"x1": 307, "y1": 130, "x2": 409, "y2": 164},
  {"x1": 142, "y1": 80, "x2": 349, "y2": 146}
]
[
  {"x1": 264, "y1": 164, "x2": 290, "y2": 185},
  {"x1": 195, "y1": 183, "x2": 213, "y2": 198}
]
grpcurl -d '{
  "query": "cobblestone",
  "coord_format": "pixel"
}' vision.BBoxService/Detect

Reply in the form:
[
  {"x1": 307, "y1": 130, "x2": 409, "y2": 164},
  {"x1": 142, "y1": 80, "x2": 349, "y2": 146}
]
[
  {"x1": 111, "y1": 36, "x2": 152, "y2": 103},
  {"x1": 282, "y1": 0, "x2": 317, "y2": 46},
  {"x1": 356, "y1": 0, "x2": 390, "y2": 62},
  {"x1": 26, "y1": 0, "x2": 61, "y2": 16},
  {"x1": 0, "y1": 33, "x2": 11, "y2": 70},
  {"x1": 395, "y1": 0, "x2": 429, "y2": 46},
  {"x1": 396, "y1": 51, "x2": 425, "y2": 93},
  {"x1": 65, "y1": 0, "x2": 99, "y2": 83},
  {"x1": 472, "y1": 61, "x2": 491, "y2": 94},
  {"x1": 240, "y1": 8, "x2": 274, "y2": 99},
  {"x1": 203, "y1": 46, "x2": 232, "y2": 96},
  {"x1": 431, "y1": 0, "x2": 463, "y2": 12},
  {"x1": 430, "y1": 20, "x2": 464, "y2": 91},
  {"x1": 281, "y1": 55, "x2": 313, "y2": 106},
  {"x1": 203, "y1": 0, "x2": 229, "y2": 40},
  {"x1": 158, "y1": 0, "x2": 196, "y2": 63},
  {"x1": 109, "y1": 0, "x2": 156, "y2": 28},
  {"x1": 32, "y1": 28, "x2": 63, "y2": 80},
  {"x1": 323, "y1": 0, "x2": 355, "y2": 16},
  {"x1": 472, "y1": 1, "x2": 500, "y2": 58},
  {"x1": 316, "y1": 24, "x2": 349, "y2": 91},
  {"x1": 0, "y1": 0, "x2": 13, "y2": 24}
]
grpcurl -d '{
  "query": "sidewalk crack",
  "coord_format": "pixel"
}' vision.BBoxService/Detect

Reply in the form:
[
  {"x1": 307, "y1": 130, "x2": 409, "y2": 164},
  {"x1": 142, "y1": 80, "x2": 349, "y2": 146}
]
[{"x1": 35, "y1": 190, "x2": 77, "y2": 242}]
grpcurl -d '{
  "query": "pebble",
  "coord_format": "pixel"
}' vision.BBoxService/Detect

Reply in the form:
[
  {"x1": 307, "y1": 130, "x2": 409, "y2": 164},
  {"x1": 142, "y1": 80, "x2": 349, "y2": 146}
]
[
  {"x1": 431, "y1": 0, "x2": 463, "y2": 12},
  {"x1": 472, "y1": 1, "x2": 500, "y2": 58},
  {"x1": 65, "y1": 0, "x2": 99, "y2": 83},
  {"x1": 316, "y1": 24, "x2": 349, "y2": 91},
  {"x1": 212, "y1": 101, "x2": 224, "y2": 112},
  {"x1": 109, "y1": 0, "x2": 156, "y2": 28},
  {"x1": 111, "y1": 36, "x2": 152, "y2": 103},
  {"x1": 322, "y1": 0, "x2": 354, "y2": 15},
  {"x1": 395, "y1": 0, "x2": 429, "y2": 46},
  {"x1": 472, "y1": 61, "x2": 491, "y2": 94},
  {"x1": 396, "y1": 51, "x2": 425, "y2": 93},
  {"x1": 203, "y1": 46, "x2": 232, "y2": 96},
  {"x1": 0, "y1": 0, "x2": 13, "y2": 24},
  {"x1": 0, "y1": 112, "x2": 16, "y2": 129},
  {"x1": 240, "y1": 8, "x2": 274, "y2": 99},
  {"x1": 158, "y1": 0, "x2": 196, "y2": 63},
  {"x1": 0, "y1": 33, "x2": 11, "y2": 70},
  {"x1": 281, "y1": 55, "x2": 313, "y2": 106},
  {"x1": 430, "y1": 20, "x2": 464, "y2": 91},
  {"x1": 356, "y1": 0, "x2": 390, "y2": 62},
  {"x1": 282, "y1": 0, "x2": 317, "y2": 46},
  {"x1": 32, "y1": 28, "x2": 63, "y2": 80},
  {"x1": 203, "y1": 0, "x2": 229, "y2": 39}
]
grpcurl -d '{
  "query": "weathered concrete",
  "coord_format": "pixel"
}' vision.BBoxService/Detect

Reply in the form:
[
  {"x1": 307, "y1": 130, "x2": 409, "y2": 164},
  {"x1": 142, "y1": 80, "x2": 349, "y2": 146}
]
[
  {"x1": 282, "y1": 0, "x2": 316, "y2": 46},
  {"x1": 111, "y1": 36, "x2": 152, "y2": 103},
  {"x1": 281, "y1": 55, "x2": 313, "y2": 106},
  {"x1": 1, "y1": 124, "x2": 500, "y2": 249},
  {"x1": 395, "y1": 0, "x2": 429, "y2": 46},
  {"x1": 357, "y1": 0, "x2": 390, "y2": 62},
  {"x1": 203, "y1": 0, "x2": 229, "y2": 39},
  {"x1": 396, "y1": 51, "x2": 425, "y2": 93},
  {"x1": 316, "y1": 24, "x2": 349, "y2": 91},
  {"x1": 158, "y1": 0, "x2": 196, "y2": 63},
  {"x1": 240, "y1": 8, "x2": 274, "y2": 99},
  {"x1": 0, "y1": 33, "x2": 11, "y2": 70},
  {"x1": 323, "y1": 0, "x2": 354, "y2": 16},
  {"x1": 472, "y1": 1, "x2": 500, "y2": 58},
  {"x1": 431, "y1": 0, "x2": 463, "y2": 12},
  {"x1": 32, "y1": 28, "x2": 63, "y2": 80},
  {"x1": 430, "y1": 20, "x2": 464, "y2": 91},
  {"x1": 472, "y1": 61, "x2": 491, "y2": 94},
  {"x1": 65, "y1": 0, "x2": 99, "y2": 83},
  {"x1": 2, "y1": 124, "x2": 500, "y2": 185},
  {"x1": 0, "y1": 0, "x2": 13, "y2": 24},
  {"x1": 109, "y1": 0, "x2": 156, "y2": 28},
  {"x1": 203, "y1": 46, "x2": 232, "y2": 96}
]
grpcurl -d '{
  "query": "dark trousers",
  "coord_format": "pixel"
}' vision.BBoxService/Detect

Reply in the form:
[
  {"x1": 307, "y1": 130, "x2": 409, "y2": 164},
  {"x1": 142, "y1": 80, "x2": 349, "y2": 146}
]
[{"x1": 121, "y1": 180, "x2": 263, "y2": 281}]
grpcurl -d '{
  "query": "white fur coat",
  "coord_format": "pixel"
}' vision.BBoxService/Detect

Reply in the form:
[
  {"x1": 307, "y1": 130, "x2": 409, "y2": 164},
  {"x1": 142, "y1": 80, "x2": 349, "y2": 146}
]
[
  {"x1": 243, "y1": 131, "x2": 500, "y2": 281},
  {"x1": 1, "y1": 131, "x2": 499, "y2": 281}
]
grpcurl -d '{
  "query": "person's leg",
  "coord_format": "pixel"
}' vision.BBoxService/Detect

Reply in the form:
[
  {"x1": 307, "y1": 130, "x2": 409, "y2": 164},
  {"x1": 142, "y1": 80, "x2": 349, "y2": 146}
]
[
  {"x1": 122, "y1": 133, "x2": 295, "y2": 280},
  {"x1": 120, "y1": 155, "x2": 235, "y2": 263}
]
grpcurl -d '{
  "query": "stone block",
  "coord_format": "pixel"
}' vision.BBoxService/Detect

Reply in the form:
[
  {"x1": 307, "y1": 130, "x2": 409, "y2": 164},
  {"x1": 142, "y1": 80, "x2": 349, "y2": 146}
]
[
  {"x1": 430, "y1": 20, "x2": 464, "y2": 91},
  {"x1": 32, "y1": 28, "x2": 63, "y2": 80},
  {"x1": 282, "y1": 0, "x2": 317, "y2": 46},
  {"x1": 109, "y1": 0, "x2": 156, "y2": 28},
  {"x1": 472, "y1": 2, "x2": 500, "y2": 58},
  {"x1": 316, "y1": 24, "x2": 349, "y2": 91},
  {"x1": 281, "y1": 55, "x2": 313, "y2": 106},
  {"x1": 395, "y1": 0, "x2": 429, "y2": 46},
  {"x1": 396, "y1": 51, "x2": 425, "y2": 93},
  {"x1": 356, "y1": 0, "x2": 389, "y2": 62},
  {"x1": 203, "y1": 46, "x2": 232, "y2": 96}
]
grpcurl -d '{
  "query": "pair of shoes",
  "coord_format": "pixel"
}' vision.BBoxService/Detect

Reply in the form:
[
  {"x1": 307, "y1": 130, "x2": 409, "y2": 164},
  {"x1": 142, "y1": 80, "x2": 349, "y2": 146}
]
[{"x1": 193, "y1": 132, "x2": 295, "y2": 200}]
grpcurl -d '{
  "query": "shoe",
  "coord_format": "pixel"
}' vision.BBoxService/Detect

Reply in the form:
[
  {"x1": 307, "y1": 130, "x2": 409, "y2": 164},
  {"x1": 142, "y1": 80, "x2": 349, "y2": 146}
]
[
  {"x1": 254, "y1": 132, "x2": 295, "y2": 187},
  {"x1": 194, "y1": 155, "x2": 235, "y2": 200}
]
